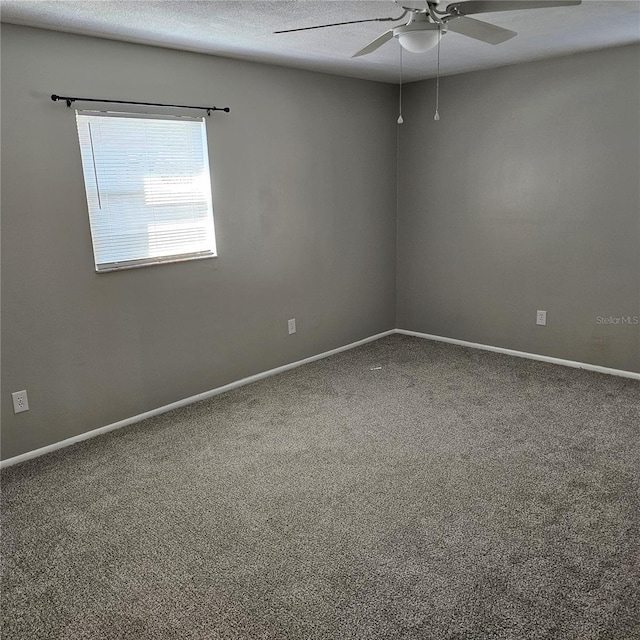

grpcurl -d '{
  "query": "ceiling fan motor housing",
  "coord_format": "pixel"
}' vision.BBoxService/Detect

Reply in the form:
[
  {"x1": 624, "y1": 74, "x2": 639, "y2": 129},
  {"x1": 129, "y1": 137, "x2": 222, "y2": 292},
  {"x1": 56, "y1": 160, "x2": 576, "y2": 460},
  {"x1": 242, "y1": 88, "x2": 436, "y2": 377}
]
[{"x1": 395, "y1": 0, "x2": 441, "y2": 11}]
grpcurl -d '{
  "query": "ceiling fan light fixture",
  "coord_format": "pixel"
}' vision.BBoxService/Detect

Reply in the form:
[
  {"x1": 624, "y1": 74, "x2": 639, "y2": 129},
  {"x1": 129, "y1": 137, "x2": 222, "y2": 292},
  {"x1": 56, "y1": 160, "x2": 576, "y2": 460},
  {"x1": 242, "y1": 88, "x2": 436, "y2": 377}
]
[{"x1": 394, "y1": 23, "x2": 443, "y2": 53}]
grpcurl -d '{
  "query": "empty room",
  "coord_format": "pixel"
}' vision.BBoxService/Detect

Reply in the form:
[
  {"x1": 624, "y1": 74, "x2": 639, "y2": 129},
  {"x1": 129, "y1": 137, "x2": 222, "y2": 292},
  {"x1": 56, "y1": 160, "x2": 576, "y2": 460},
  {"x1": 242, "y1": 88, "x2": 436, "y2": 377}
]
[{"x1": 1, "y1": 1, "x2": 639, "y2": 638}]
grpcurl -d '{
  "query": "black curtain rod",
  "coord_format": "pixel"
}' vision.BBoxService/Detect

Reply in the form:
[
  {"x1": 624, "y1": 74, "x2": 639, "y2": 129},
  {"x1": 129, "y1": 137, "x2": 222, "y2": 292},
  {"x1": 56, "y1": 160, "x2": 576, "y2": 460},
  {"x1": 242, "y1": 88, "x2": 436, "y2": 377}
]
[{"x1": 51, "y1": 94, "x2": 229, "y2": 115}]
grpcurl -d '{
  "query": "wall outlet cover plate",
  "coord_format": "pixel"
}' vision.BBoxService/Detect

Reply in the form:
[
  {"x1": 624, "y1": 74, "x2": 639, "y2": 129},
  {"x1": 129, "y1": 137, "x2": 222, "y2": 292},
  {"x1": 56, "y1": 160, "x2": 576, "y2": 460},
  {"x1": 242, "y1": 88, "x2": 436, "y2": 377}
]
[{"x1": 12, "y1": 390, "x2": 29, "y2": 413}]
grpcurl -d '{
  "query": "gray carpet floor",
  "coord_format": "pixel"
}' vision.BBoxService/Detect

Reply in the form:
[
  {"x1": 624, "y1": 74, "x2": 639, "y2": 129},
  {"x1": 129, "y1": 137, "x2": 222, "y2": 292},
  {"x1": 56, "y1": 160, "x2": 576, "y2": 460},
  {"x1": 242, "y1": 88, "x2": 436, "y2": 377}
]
[{"x1": 2, "y1": 335, "x2": 639, "y2": 640}]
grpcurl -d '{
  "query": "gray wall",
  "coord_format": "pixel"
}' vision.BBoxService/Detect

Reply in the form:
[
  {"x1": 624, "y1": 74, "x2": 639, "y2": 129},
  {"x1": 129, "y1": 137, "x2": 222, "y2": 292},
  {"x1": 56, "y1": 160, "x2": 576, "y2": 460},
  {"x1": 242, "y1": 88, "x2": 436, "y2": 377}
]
[
  {"x1": 397, "y1": 45, "x2": 640, "y2": 373},
  {"x1": 2, "y1": 25, "x2": 638, "y2": 461},
  {"x1": 1, "y1": 25, "x2": 398, "y2": 459}
]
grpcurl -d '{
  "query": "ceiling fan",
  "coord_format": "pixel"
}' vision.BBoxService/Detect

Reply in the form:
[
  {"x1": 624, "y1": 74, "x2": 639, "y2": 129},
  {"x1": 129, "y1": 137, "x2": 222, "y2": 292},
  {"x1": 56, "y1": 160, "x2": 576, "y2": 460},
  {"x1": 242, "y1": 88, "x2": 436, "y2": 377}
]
[{"x1": 275, "y1": 1, "x2": 582, "y2": 57}]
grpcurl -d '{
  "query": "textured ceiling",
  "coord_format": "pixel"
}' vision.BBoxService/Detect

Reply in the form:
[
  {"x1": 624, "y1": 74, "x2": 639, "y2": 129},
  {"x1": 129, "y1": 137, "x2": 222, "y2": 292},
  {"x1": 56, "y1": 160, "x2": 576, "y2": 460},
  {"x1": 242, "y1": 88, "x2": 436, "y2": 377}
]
[{"x1": 1, "y1": 1, "x2": 639, "y2": 83}]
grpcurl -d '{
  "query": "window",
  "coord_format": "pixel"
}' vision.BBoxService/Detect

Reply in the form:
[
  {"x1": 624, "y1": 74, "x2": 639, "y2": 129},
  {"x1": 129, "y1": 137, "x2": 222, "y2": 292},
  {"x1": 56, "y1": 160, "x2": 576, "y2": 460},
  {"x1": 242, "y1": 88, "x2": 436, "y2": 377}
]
[{"x1": 75, "y1": 111, "x2": 216, "y2": 272}]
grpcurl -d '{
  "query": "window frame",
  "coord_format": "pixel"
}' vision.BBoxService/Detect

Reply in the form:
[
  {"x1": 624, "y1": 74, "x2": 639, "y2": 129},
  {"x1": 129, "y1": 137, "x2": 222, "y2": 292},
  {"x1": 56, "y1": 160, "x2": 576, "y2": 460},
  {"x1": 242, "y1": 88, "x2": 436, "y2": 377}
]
[{"x1": 75, "y1": 110, "x2": 217, "y2": 273}]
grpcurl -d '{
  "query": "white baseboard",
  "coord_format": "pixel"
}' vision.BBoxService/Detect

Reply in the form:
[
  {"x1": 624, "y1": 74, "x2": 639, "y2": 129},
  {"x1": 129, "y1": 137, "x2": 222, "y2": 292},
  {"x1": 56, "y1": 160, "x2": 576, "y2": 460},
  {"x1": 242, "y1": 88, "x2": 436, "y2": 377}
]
[
  {"x1": 3, "y1": 327, "x2": 637, "y2": 469},
  {"x1": 396, "y1": 329, "x2": 640, "y2": 381},
  {"x1": 0, "y1": 330, "x2": 395, "y2": 469}
]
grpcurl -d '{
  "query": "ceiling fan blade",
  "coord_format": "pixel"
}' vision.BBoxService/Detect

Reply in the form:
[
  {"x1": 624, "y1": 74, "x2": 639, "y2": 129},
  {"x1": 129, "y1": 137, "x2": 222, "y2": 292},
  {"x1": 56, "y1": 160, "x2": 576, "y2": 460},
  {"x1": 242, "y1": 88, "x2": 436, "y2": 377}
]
[
  {"x1": 274, "y1": 13, "x2": 405, "y2": 34},
  {"x1": 352, "y1": 29, "x2": 395, "y2": 58},
  {"x1": 446, "y1": 16, "x2": 517, "y2": 44},
  {"x1": 446, "y1": 1, "x2": 581, "y2": 17}
]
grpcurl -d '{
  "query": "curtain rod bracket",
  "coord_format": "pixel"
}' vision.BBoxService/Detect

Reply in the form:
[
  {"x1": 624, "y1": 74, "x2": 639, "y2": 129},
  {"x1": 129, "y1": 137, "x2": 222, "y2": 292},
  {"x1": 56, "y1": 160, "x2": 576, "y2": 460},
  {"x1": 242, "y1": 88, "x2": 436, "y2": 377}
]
[
  {"x1": 50, "y1": 94, "x2": 230, "y2": 114},
  {"x1": 51, "y1": 95, "x2": 74, "y2": 107}
]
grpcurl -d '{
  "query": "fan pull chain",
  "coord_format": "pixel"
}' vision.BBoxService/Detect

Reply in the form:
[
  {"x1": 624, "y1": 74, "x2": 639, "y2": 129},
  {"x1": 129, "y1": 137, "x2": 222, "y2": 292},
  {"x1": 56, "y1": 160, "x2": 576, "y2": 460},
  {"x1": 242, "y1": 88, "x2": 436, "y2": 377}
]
[
  {"x1": 434, "y1": 24, "x2": 441, "y2": 121},
  {"x1": 397, "y1": 45, "x2": 404, "y2": 124}
]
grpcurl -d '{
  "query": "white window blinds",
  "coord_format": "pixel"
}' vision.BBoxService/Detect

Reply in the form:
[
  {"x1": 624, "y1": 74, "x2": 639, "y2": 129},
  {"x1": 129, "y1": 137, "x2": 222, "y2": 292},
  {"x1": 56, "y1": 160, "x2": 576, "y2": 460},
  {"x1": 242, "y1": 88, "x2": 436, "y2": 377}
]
[{"x1": 75, "y1": 111, "x2": 216, "y2": 272}]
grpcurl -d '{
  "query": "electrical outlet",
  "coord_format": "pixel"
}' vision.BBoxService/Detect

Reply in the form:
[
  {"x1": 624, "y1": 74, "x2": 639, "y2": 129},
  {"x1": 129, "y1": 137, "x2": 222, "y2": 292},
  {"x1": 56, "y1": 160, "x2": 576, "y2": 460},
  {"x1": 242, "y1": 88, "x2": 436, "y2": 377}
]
[
  {"x1": 536, "y1": 310, "x2": 547, "y2": 326},
  {"x1": 288, "y1": 318, "x2": 296, "y2": 335},
  {"x1": 12, "y1": 390, "x2": 29, "y2": 414}
]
